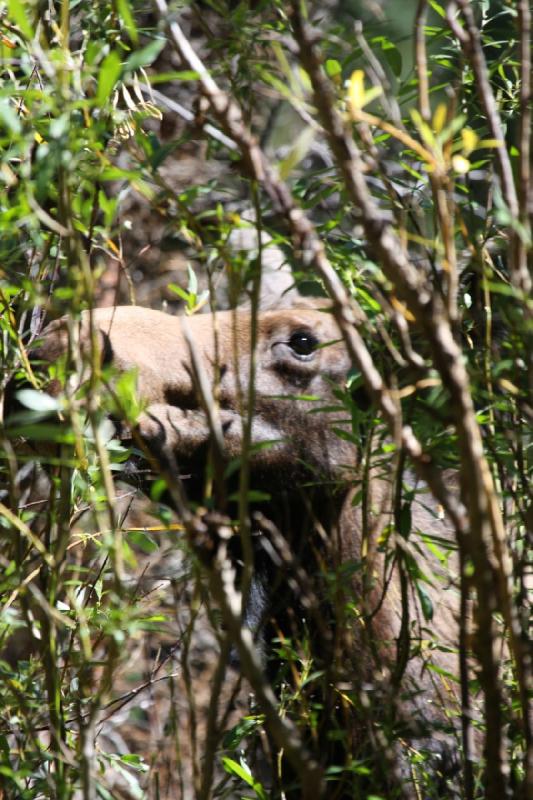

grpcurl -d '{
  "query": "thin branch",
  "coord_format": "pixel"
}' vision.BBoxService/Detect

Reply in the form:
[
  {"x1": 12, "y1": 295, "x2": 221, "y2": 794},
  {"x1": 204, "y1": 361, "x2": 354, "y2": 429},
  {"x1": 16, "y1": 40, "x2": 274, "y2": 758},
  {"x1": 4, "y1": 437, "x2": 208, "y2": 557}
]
[
  {"x1": 447, "y1": 1, "x2": 518, "y2": 216},
  {"x1": 289, "y1": 8, "x2": 524, "y2": 798},
  {"x1": 153, "y1": 3, "x2": 530, "y2": 795},
  {"x1": 139, "y1": 82, "x2": 238, "y2": 151},
  {"x1": 447, "y1": 0, "x2": 530, "y2": 297},
  {"x1": 190, "y1": 515, "x2": 324, "y2": 797},
  {"x1": 415, "y1": 1, "x2": 430, "y2": 122},
  {"x1": 152, "y1": 0, "x2": 468, "y2": 545}
]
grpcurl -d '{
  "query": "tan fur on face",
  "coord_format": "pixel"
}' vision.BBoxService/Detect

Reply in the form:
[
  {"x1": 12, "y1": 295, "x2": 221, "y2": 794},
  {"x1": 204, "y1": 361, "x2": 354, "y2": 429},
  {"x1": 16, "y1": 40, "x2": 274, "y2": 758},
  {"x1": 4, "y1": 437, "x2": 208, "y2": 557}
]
[
  {"x1": 36, "y1": 303, "x2": 465, "y2": 753},
  {"x1": 38, "y1": 304, "x2": 355, "y2": 473}
]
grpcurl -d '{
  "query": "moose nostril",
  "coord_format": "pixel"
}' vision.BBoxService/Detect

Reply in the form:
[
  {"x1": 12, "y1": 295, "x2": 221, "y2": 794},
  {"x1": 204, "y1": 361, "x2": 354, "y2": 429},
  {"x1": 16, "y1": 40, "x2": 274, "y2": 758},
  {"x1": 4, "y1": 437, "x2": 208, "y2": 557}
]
[{"x1": 288, "y1": 331, "x2": 319, "y2": 357}]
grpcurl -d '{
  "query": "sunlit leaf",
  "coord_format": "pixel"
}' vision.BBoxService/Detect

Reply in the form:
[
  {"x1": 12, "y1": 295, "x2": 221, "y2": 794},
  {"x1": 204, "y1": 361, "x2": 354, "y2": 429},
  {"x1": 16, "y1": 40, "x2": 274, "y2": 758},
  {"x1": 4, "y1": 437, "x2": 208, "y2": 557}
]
[
  {"x1": 16, "y1": 389, "x2": 60, "y2": 413},
  {"x1": 97, "y1": 51, "x2": 122, "y2": 107},
  {"x1": 347, "y1": 70, "x2": 365, "y2": 114},
  {"x1": 7, "y1": 0, "x2": 34, "y2": 39},
  {"x1": 116, "y1": 0, "x2": 138, "y2": 44},
  {"x1": 461, "y1": 128, "x2": 478, "y2": 154},
  {"x1": 432, "y1": 103, "x2": 447, "y2": 134}
]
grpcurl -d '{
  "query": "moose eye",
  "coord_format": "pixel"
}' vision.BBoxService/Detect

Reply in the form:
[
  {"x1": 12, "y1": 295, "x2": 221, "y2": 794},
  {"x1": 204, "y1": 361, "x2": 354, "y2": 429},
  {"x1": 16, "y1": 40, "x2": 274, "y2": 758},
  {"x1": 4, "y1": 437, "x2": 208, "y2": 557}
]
[{"x1": 288, "y1": 331, "x2": 319, "y2": 357}]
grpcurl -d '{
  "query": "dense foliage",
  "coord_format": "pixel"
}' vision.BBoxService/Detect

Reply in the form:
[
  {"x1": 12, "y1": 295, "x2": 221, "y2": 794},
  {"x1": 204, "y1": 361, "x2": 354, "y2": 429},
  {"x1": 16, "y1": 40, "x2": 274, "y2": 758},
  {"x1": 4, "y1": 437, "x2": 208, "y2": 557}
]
[{"x1": 0, "y1": 1, "x2": 530, "y2": 798}]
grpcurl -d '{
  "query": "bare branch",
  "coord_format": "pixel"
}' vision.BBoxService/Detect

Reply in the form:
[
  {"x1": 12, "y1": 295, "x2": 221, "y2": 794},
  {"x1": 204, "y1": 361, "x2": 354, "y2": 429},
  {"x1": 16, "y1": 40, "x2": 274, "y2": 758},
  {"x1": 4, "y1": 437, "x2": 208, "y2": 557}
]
[
  {"x1": 152, "y1": 3, "x2": 531, "y2": 794},
  {"x1": 289, "y1": 8, "x2": 527, "y2": 798},
  {"x1": 188, "y1": 514, "x2": 324, "y2": 797},
  {"x1": 152, "y1": 0, "x2": 467, "y2": 545}
]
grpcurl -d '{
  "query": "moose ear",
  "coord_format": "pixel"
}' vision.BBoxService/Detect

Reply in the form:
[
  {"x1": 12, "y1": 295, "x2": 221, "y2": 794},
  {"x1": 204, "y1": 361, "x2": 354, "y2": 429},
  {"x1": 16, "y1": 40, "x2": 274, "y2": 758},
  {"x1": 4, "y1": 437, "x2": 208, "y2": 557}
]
[
  {"x1": 35, "y1": 319, "x2": 112, "y2": 363},
  {"x1": 219, "y1": 224, "x2": 301, "y2": 311},
  {"x1": 27, "y1": 317, "x2": 113, "y2": 396}
]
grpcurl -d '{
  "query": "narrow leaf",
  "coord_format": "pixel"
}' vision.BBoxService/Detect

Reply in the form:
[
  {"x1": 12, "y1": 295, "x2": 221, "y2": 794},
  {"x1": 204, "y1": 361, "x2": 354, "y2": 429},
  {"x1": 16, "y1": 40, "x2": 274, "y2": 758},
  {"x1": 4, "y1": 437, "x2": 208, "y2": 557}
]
[{"x1": 97, "y1": 51, "x2": 122, "y2": 107}]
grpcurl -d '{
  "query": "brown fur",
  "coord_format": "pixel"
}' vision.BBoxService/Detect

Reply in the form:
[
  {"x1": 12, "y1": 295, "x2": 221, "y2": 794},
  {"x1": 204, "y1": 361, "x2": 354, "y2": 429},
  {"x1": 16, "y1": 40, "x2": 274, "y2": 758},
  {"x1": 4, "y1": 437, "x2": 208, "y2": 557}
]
[{"x1": 36, "y1": 304, "x2": 464, "y2": 793}]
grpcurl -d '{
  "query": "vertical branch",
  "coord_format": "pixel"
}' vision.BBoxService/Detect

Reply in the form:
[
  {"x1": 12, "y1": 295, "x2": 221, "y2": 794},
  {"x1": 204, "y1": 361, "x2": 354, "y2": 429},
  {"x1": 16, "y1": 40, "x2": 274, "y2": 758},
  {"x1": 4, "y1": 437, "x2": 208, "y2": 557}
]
[
  {"x1": 516, "y1": 0, "x2": 533, "y2": 441},
  {"x1": 288, "y1": 7, "x2": 525, "y2": 798},
  {"x1": 447, "y1": 0, "x2": 518, "y2": 216},
  {"x1": 433, "y1": 174, "x2": 458, "y2": 323},
  {"x1": 447, "y1": 0, "x2": 530, "y2": 297},
  {"x1": 458, "y1": 550, "x2": 475, "y2": 800},
  {"x1": 197, "y1": 637, "x2": 231, "y2": 800},
  {"x1": 415, "y1": 0, "x2": 430, "y2": 122},
  {"x1": 238, "y1": 184, "x2": 263, "y2": 613},
  {"x1": 517, "y1": 1, "x2": 531, "y2": 236},
  {"x1": 416, "y1": 0, "x2": 458, "y2": 322}
]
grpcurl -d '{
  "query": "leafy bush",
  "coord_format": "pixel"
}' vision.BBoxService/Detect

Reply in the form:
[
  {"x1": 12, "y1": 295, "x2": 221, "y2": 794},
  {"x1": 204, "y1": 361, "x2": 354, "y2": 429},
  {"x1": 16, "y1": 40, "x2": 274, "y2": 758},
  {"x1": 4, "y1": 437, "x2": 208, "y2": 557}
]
[{"x1": 0, "y1": 1, "x2": 530, "y2": 798}]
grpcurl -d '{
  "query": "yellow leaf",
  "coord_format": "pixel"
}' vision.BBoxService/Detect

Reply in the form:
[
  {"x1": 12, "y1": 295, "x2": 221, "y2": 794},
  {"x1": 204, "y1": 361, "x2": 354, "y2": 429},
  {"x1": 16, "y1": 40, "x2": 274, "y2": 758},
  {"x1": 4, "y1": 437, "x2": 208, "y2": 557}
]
[
  {"x1": 432, "y1": 103, "x2": 447, "y2": 134},
  {"x1": 478, "y1": 138, "x2": 503, "y2": 149},
  {"x1": 347, "y1": 70, "x2": 365, "y2": 115},
  {"x1": 391, "y1": 296, "x2": 416, "y2": 322},
  {"x1": 498, "y1": 378, "x2": 520, "y2": 396},
  {"x1": 106, "y1": 238, "x2": 120, "y2": 255},
  {"x1": 410, "y1": 108, "x2": 436, "y2": 149},
  {"x1": 0, "y1": 34, "x2": 17, "y2": 49},
  {"x1": 452, "y1": 154, "x2": 470, "y2": 174},
  {"x1": 461, "y1": 128, "x2": 478, "y2": 155}
]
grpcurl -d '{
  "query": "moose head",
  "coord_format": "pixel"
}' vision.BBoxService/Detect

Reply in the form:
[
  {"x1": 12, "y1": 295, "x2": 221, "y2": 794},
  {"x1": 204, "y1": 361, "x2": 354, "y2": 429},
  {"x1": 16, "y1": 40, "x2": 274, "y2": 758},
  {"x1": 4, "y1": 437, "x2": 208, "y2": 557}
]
[{"x1": 35, "y1": 300, "x2": 463, "y2": 797}]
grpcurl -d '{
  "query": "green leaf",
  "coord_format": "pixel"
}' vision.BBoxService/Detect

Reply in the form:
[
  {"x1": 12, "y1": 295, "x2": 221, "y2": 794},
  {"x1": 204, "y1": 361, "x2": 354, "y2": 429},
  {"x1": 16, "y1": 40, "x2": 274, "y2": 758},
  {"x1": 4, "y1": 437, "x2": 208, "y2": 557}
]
[
  {"x1": 127, "y1": 530, "x2": 158, "y2": 554},
  {"x1": 148, "y1": 70, "x2": 201, "y2": 84},
  {"x1": 8, "y1": 0, "x2": 34, "y2": 39},
  {"x1": 371, "y1": 36, "x2": 402, "y2": 76},
  {"x1": 5, "y1": 423, "x2": 74, "y2": 443},
  {"x1": 116, "y1": 0, "x2": 138, "y2": 44},
  {"x1": 97, "y1": 51, "x2": 122, "y2": 107},
  {"x1": 416, "y1": 581, "x2": 434, "y2": 621},
  {"x1": 150, "y1": 478, "x2": 168, "y2": 502},
  {"x1": 98, "y1": 190, "x2": 118, "y2": 227},
  {"x1": 0, "y1": 100, "x2": 21, "y2": 135},
  {"x1": 222, "y1": 716, "x2": 264, "y2": 749},
  {"x1": 167, "y1": 283, "x2": 192, "y2": 303},
  {"x1": 325, "y1": 59, "x2": 342, "y2": 78},
  {"x1": 186, "y1": 264, "x2": 198, "y2": 295},
  {"x1": 118, "y1": 753, "x2": 148, "y2": 771},
  {"x1": 113, "y1": 368, "x2": 142, "y2": 421},
  {"x1": 125, "y1": 39, "x2": 166, "y2": 73},
  {"x1": 221, "y1": 757, "x2": 267, "y2": 800},
  {"x1": 428, "y1": 0, "x2": 445, "y2": 17}
]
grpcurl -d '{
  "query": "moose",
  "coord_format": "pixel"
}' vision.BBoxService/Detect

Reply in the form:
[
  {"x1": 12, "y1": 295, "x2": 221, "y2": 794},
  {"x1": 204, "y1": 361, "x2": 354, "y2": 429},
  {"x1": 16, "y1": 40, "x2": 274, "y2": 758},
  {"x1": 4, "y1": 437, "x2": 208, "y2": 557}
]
[{"x1": 33, "y1": 299, "x2": 465, "y2": 797}]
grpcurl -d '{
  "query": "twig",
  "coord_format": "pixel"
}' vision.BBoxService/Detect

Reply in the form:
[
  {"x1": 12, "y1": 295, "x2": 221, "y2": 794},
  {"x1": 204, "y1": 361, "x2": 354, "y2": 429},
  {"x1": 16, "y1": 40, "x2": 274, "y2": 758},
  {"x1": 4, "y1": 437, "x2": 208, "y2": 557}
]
[
  {"x1": 153, "y1": 3, "x2": 530, "y2": 795},
  {"x1": 447, "y1": 1, "x2": 518, "y2": 216},
  {"x1": 414, "y1": 2, "x2": 459, "y2": 321},
  {"x1": 415, "y1": 1, "x2": 430, "y2": 122},
  {"x1": 139, "y1": 82, "x2": 238, "y2": 151},
  {"x1": 447, "y1": 0, "x2": 530, "y2": 297},
  {"x1": 289, "y1": 8, "x2": 524, "y2": 799},
  {"x1": 152, "y1": 0, "x2": 468, "y2": 543},
  {"x1": 192, "y1": 516, "x2": 324, "y2": 797}
]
